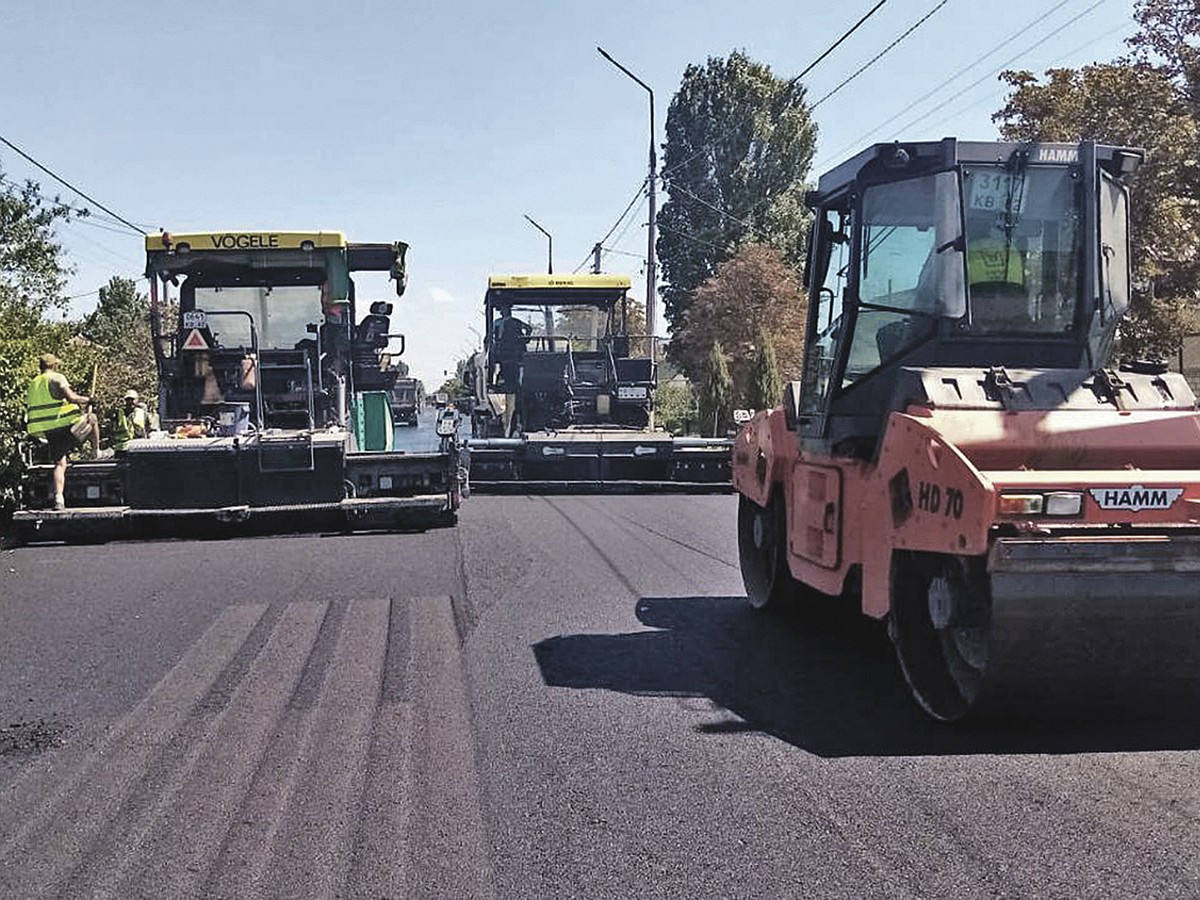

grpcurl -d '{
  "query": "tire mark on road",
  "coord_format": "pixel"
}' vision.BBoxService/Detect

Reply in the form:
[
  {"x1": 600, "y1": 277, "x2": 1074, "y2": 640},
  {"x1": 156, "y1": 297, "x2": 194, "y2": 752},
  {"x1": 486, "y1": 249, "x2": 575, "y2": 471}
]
[
  {"x1": 0, "y1": 595, "x2": 495, "y2": 899},
  {"x1": 582, "y1": 497, "x2": 738, "y2": 570},
  {"x1": 407, "y1": 594, "x2": 495, "y2": 900},
  {"x1": 0, "y1": 603, "x2": 268, "y2": 895},
  {"x1": 541, "y1": 497, "x2": 640, "y2": 599},
  {"x1": 206, "y1": 598, "x2": 392, "y2": 899},
  {"x1": 65, "y1": 601, "x2": 328, "y2": 899}
]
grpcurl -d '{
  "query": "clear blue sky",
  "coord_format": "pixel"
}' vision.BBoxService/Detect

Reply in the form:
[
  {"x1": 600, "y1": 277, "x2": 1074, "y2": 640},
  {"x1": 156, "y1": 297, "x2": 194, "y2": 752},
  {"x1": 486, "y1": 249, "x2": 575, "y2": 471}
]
[{"x1": 3, "y1": 0, "x2": 1137, "y2": 387}]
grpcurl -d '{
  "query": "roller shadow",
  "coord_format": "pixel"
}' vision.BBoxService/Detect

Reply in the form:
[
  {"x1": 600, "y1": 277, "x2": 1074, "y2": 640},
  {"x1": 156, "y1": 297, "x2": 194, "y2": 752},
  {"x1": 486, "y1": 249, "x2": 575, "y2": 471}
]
[{"x1": 533, "y1": 595, "x2": 1200, "y2": 757}]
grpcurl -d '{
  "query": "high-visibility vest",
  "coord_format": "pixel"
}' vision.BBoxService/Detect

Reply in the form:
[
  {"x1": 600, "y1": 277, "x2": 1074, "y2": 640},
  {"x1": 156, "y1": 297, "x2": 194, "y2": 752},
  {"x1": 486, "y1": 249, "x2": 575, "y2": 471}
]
[
  {"x1": 26, "y1": 372, "x2": 81, "y2": 435},
  {"x1": 967, "y1": 237, "x2": 1025, "y2": 287},
  {"x1": 111, "y1": 405, "x2": 146, "y2": 451}
]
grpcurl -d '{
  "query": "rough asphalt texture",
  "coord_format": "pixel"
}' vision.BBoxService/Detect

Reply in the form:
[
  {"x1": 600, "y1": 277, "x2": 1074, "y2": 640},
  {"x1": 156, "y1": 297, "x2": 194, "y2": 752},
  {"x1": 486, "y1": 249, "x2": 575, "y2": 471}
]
[{"x1": 1, "y1": 486, "x2": 1198, "y2": 897}]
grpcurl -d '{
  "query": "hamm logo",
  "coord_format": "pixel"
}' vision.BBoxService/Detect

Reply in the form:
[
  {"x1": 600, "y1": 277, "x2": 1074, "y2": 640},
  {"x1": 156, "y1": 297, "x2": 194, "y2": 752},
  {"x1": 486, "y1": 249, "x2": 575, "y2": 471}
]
[{"x1": 1089, "y1": 485, "x2": 1184, "y2": 511}]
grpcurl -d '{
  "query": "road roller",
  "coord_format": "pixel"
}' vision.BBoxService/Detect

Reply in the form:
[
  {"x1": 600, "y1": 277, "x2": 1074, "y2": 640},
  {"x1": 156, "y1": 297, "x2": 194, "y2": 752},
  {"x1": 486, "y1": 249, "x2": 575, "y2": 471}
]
[{"x1": 733, "y1": 138, "x2": 1200, "y2": 720}]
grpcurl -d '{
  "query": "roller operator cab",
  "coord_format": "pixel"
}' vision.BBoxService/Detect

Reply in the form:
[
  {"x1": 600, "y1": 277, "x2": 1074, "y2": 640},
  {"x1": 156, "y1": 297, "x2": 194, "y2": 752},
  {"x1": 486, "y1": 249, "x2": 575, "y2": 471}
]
[
  {"x1": 733, "y1": 139, "x2": 1200, "y2": 720},
  {"x1": 14, "y1": 231, "x2": 462, "y2": 543},
  {"x1": 464, "y1": 273, "x2": 731, "y2": 491}
]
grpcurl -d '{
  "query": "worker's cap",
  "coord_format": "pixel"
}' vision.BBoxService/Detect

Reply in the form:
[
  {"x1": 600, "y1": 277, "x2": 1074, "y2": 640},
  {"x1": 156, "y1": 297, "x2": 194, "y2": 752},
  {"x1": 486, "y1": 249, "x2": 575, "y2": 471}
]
[
  {"x1": 123, "y1": 389, "x2": 139, "y2": 400},
  {"x1": 38, "y1": 353, "x2": 61, "y2": 370}
]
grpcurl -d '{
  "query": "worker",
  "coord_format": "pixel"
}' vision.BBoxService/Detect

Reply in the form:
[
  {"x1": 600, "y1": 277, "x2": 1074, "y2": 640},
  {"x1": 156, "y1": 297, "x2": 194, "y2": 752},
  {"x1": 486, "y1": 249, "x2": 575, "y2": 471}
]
[
  {"x1": 491, "y1": 305, "x2": 531, "y2": 389},
  {"x1": 967, "y1": 226, "x2": 1026, "y2": 289},
  {"x1": 25, "y1": 353, "x2": 101, "y2": 510},
  {"x1": 966, "y1": 223, "x2": 1030, "y2": 329},
  {"x1": 110, "y1": 389, "x2": 149, "y2": 453}
]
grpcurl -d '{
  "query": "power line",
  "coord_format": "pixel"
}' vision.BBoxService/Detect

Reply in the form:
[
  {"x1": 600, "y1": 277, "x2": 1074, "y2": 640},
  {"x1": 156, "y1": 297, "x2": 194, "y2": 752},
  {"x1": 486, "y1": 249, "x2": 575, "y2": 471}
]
[
  {"x1": 815, "y1": 0, "x2": 1079, "y2": 168},
  {"x1": 811, "y1": 0, "x2": 952, "y2": 109},
  {"x1": 0, "y1": 132, "x2": 147, "y2": 235},
  {"x1": 658, "y1": 3, "x2": 889, "y2": 183},
  {"x1": 797, "y1": 1, "x2": 890, "y2": 80},
  {"x1": 664, "y1": 181, "x2": 755, "y2": 230},
  {"x1": 607, "y1": 195, "x2": 648, "y2": 253},
  {"x1": 655, "y1": 222, "x2": 727, "y2": 253},
  {"x1": 597, "y1": 178, "x2": 649, "y2": 247},
  {"x1": 884, "y1": 0, "x2": 1107, "y2": 139},
  {"x1": 574, "y1": 177, "x2": 649, "y2": 272},
  {"x1": 601, "y1": 246, "x2": 644, "y2": 260}
]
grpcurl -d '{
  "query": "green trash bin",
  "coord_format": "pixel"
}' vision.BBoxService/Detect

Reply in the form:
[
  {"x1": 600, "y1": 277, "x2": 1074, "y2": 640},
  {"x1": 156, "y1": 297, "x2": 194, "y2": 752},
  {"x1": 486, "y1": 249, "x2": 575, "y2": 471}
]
[{"x1": 353, "y1": 391, "x2": 395, "y2": 452}]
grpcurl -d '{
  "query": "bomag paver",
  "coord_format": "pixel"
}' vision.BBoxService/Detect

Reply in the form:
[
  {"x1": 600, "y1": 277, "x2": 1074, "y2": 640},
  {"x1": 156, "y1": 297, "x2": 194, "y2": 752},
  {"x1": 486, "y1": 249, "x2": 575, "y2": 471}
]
[
  {"x1": 14, "y1": 231, "x2": 463, "y2": 544},
  {"x1": 464, "y1": 273, "x2": 730, "y2": 492},
  {"x1": 734, "y1": 139, "x2": 1200, "y2": 720}
]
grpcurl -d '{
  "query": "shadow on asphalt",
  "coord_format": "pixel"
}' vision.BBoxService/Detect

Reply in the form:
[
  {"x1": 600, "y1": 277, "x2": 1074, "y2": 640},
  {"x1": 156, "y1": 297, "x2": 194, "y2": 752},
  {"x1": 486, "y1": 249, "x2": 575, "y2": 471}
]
[{"x1": 533, "y1": 595, "x2": 1200, "y2": 757}]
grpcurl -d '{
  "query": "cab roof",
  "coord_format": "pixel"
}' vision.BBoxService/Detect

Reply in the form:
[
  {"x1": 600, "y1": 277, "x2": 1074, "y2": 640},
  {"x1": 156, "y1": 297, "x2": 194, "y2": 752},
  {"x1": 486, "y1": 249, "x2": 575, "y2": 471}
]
[
  {"x1": 145, "y1": 231, "x2": 346, "y2": 252},
  {"x1": 487, "y1": 274, "x2": 632, "y2": 290}
]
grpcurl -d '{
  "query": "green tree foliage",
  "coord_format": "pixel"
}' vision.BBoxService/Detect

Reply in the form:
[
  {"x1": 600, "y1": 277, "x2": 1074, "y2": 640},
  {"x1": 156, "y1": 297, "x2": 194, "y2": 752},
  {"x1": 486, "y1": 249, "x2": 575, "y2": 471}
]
[
  {"x1": 992, "y1": 0, "x2": 1200, "y2": 359},
  {"x1": 655, "y1": 378, "x2": 699, "y2": 435},
  {"x1": 77, "y1": 277, "x2": 160, "y2": 412},
  {"x1": 552, "y1": 296, "x2": 650, "y2": 355},
  {"x1": 0, "y1": 170, "x2": 81, "y2": 514},
  {"x1": 669, "y1": 242, "x2": 806, "y2": 403},
  {"x1": 749, "y1": 327, "x2": 782, "y2": 412},
  {"x1": 435, "y1": 375, "x2": 464, "y2": 399},
  {"x1": 657, "y1": 50, "x2": 817, "y2": 331},
  {"x1": 697, "y1": 341, "x2": 733, "y2": 438}
]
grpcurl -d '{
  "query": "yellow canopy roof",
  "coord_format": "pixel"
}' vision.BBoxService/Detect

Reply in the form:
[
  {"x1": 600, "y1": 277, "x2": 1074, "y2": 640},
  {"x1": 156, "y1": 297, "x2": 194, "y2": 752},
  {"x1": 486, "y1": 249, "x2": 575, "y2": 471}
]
[
  {"x1": 487, "y1": 273, "x2": 631, "y2": 290},
  {"x1": 145, "y1": 231, "x2": 347, "y2": 252}
]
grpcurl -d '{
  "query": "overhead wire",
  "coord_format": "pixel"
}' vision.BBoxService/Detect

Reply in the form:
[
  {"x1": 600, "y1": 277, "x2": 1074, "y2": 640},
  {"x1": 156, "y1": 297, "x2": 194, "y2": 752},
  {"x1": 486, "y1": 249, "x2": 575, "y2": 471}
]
[
  {"x1": 657, "y1": 2, "x2": 889, "y2": 187},
  {"x1": 811, "y1": 0, "x2": 952, "y2": 109},
  {"x1": 655, "y1": 222, "x2": 727, "y2": 253},
  {"x1": 796, "y1": 1, "x2": 890, "y2": 80},
  {"x1": 574, "y1": 177, "x2": 649, "y2": 272},
  {"x1": 816, "y1": 0, "x2": 1077, "y2": 166},
  {"x1": 0, "y1": 132, "x2": 146, "y2": 235},
  {"x1": 665, "y1": 182, "x2": 754, "y2": 229},
  {"x1": 882, "y1": 0, "x2": 1109, "y2": 139}
]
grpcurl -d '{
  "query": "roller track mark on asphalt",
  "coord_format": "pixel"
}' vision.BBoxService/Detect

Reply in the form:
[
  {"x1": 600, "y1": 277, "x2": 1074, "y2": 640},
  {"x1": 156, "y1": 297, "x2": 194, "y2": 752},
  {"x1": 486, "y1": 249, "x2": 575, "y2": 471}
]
[
  {"x1": 0, "y1": 603, "x2": 269, "y2": 894},
  {"x1": 205, "y1": 598, "x2": 393, "y2": 899},
  {"x1": 577, "y1": 496, "x2": 739, "y2": 571},
  {"x1": 65, "y1": 601, "x2": 329, "y2": 899},
  {"x1": 540, "y1": 497, "x2": 640, "y2": 599},
  {"x1": 0, "y1": 596, "x2": 494, "y2": 899},
  {"x1": 450, "y1": 523, "x2": 479, "y2": 643},
  {"x1": 399, "y1": 595, "x2": 496, "y2": 900}
]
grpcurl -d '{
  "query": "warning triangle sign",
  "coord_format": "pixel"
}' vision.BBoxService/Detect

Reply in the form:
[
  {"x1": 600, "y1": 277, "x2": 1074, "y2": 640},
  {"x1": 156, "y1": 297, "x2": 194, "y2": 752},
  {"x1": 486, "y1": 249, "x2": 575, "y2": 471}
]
[{"x1": 181, "y1": 328, "x2": 209, "y2": 351}]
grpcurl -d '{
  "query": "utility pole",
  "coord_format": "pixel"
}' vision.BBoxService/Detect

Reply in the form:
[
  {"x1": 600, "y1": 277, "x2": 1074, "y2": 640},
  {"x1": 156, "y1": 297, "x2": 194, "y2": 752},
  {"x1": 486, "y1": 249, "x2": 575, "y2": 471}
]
[
  {"x1": 598, "y1": 47, "x2": 656, "y2": 365},
  {"x1": 592, "y1": 242, "x2": 602, "y2": 274}
]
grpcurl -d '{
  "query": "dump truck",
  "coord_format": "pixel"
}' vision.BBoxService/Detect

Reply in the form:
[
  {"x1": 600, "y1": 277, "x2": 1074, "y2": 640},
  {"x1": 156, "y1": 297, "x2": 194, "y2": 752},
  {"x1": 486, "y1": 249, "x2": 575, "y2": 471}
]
[
  {"x1": 464, "y1": 273, "x2": 731, "y2": 491},
  {"x1": 13, "y1": 230, "x2": 462, "y2": 543},
  {"x1": 390, "y1": 376, "x2": 420, "y2": 426},
  {"x1": 734, "y1": 139, "x2": 1200, "y2": 720}
]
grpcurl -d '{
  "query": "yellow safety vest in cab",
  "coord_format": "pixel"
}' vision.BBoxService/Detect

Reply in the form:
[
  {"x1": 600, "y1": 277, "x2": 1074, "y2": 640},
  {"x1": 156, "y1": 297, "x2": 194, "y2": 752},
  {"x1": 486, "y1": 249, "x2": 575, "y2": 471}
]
[
  {"x1": 967, "y1": 237, "x2": 1025, "y2": 287},
  {"x1": 26, "y1": 373, "x2": 81, "y2": 435}
]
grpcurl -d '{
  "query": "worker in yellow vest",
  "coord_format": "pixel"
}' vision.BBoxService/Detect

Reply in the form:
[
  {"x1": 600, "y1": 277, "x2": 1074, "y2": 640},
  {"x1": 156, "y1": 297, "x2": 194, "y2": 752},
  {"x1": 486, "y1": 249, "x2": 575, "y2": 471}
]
[
  {"x1": 967, "y1": 234, "x2": 1026, "y2": 288},
  {"x1": 25, "y1": 353, "x2": 101, "y2": 510},
  {"x1": 110, "y1": 389, "x2": 149, "y2": 452}
]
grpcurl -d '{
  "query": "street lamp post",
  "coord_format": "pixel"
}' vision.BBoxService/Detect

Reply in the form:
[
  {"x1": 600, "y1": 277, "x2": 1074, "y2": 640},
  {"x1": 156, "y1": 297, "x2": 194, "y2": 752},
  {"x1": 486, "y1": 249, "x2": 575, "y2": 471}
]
[
  {"x1": 597, "y1": 46, "x2": 656, "y2": 364},
  {"x1": 523, "y1": 214, "x2": 553, "y2": 274}
]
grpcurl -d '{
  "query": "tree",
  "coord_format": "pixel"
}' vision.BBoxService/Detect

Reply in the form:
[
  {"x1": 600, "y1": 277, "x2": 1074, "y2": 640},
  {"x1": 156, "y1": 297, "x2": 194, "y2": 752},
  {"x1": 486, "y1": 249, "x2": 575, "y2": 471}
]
[
  {"x1": 657, "y1": 50, "x2": 817, "y2": 332},
  {"x1": 435, "y1": 375, "x2": 464, "y2": 398},
  {"x1": 0, "y1": 169, "x2": 81, "y2": 516},
  {"x1": 749, "y1": 327, "x2": 782, "y2": 412},
  {"x1": 697, "y1": 341, "x2": 733, "y2": 438},
  {"x1": 655, "y1": 378, "x2": 699, "y2": 435},
  {"x1": 992, "y1": 0, "x2": 1200, "y2": 359},
  {"x1": 669, "y1": 242, "x2": 806, "y2": 402},
  {"x1": 76, "y1": 277, "x2": 160, "y2": 414}
]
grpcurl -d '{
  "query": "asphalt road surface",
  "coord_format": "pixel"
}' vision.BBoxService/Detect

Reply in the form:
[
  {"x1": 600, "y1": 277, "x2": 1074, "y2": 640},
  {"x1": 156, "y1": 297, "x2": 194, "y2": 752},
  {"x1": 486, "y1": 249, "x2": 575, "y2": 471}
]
[{"x1": 2, "y1": 489, "x2": 1199, "y2": 897}]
